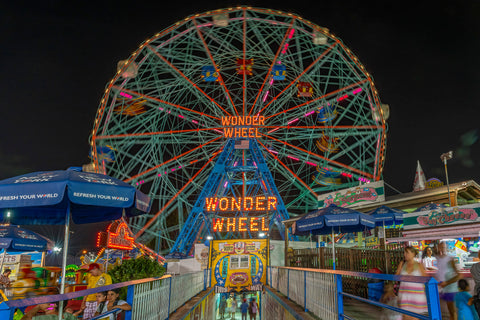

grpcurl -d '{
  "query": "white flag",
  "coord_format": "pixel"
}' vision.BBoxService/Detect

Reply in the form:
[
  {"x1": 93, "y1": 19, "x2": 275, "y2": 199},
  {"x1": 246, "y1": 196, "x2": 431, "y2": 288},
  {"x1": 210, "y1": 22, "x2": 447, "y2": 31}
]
[{"x1": 413, "y1": 160, "x2": 427, "y2": 191}]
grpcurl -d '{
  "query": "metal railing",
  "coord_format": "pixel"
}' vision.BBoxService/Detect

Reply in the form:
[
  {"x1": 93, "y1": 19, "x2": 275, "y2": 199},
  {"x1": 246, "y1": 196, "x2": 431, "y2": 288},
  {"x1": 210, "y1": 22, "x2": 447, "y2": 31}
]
[
  {"x1": 268, "y1": 266, "x2": 441, "y2": 320},
  {"x1": 0, "y1": 270, "x2": 210, "y2": 320}
]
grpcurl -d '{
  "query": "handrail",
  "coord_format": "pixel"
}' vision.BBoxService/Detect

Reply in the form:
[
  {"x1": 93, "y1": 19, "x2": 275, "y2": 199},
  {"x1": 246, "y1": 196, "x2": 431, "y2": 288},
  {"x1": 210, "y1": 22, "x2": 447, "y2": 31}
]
[
  {"x1": 3, "y1": 275, "x2": 171, "y2": 308},
  {"x1": 268, "y1": 266, "x2": 441, "y2": 320},
  {"x1": 275, "y1": 266, "x2": 433, "y2": 283}
]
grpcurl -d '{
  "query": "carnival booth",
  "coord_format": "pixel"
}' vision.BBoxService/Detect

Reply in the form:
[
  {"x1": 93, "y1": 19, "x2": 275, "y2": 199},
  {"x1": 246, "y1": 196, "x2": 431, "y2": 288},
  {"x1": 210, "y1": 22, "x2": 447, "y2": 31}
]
[{"x1": 388, "y1": 203, "x2": 480, "y2": 270}]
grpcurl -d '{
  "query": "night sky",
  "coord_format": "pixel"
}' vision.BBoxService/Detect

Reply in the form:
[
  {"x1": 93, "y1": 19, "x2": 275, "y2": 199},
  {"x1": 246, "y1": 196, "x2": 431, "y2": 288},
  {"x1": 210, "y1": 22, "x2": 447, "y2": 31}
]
[{"x1": 1, "y1": 1, "x2": 479, "y2": 250}]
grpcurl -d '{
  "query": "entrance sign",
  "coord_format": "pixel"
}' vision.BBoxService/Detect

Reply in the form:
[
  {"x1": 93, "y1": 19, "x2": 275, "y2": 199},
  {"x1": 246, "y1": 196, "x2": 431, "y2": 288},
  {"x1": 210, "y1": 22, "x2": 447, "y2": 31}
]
[
  {"x1": 209, "y1": 239, "x2": 268, "y2": 292},
  {"x1": 403, "y1": 203, "x2": 480, "y2": 230},
  {"x1": 205, "y1": 196, "x2": 277, "y2": 212},
  {"x1": 97, "y1": 220, "x2": 135, "y2": 250},
  {"x1": 212, "y1": 217, "x2": 269, "y2": 232},
  {"x1": 221, "y1": 116, "x2": 265, "y2": 138},
  {"x1": 318, "y1": 180, "x2": 385, "y2": 208}
]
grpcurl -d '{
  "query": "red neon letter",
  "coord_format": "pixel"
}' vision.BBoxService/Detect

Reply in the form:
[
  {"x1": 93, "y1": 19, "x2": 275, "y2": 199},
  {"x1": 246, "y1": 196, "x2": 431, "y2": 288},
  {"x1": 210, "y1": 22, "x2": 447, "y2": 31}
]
[
  {"x1": 238, "y1": 217, "x2": 247, "y2": 232},
  {"x1": 219, "y1": 197, "x2": 229, "y2": 211},
  {"x1": 212, "y1": 218, "x2": 224, "y2": 232},
  {"x1": 255, "y1": 196, "x2": 265, "y2": 211},
  {"x1": 231, "y1": 197, "x2": 242, "y2": 211},
  {"x1": 244, "y1": 197, "x2": 253, "y2": 211},
  {"x1": 267, "y1": 196, "x2": 277, "y2": 210},
  {"x1": 226, "y1": 218, "x2": 236, "y2": 232},
  {"x1": 261, "y1": 217, "x2": 269, "y2": 231},
  {"x1": 205, "y1": 197, "x2": 217, "y2": 211},
  {"x1": 250, "y1": 217, "x2": 259, "y2": 231}
]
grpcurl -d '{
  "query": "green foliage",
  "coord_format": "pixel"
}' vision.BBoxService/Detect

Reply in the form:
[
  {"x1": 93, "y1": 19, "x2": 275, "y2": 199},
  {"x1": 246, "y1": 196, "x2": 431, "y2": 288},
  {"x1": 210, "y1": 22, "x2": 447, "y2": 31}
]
[
  {"x1": 109, "y1": 256, "x2": 165, "y2": 283},
  {"x1": 108, "y1": 257, "x2": 165, "y2": 299}
]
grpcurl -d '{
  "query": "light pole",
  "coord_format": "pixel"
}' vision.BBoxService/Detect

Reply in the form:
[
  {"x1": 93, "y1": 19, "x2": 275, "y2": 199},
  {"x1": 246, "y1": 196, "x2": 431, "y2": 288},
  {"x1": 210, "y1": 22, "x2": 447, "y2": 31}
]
[{"x1": 440, "y1": 151, "x2": 453, "y2": 207}]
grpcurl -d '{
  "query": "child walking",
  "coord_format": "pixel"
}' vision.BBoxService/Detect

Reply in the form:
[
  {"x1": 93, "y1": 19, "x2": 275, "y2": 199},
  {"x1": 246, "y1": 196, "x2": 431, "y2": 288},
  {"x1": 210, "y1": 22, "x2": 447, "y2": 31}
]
[
  {"x1": 455, "y1": 279, "x2": 480, "y2": 320},
  {"x1": 380, "y1": 283, "x2": 402, "y2": 320}
]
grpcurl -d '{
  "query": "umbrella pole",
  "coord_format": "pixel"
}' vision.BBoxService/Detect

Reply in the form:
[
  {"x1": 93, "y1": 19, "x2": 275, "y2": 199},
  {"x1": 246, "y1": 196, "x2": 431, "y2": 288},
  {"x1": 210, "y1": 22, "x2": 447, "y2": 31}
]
[
  {"x1": 383, "y1": 221, "x2": 388, "y2": 274},
  {"x1": 58, "y1": 203, "x2": 71, "y2": 320},
  {"x1": 332, "y1": 228, "x2": 336, "y2": 270}
]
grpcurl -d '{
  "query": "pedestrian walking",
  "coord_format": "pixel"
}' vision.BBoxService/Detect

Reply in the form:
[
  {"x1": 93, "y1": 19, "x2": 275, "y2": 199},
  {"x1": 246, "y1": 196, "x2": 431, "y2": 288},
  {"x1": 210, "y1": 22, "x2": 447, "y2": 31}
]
[
  {"x1": 436, "y1": 241, "x2": 462, "y2": 320},
  {"x1": 227, "y1": 293, "x2": 236, "y2": 319},
  {"x1": 248, "y1": 298, "x2": 258, "y2": 320},
  {"x1": 396, "y1": 246, "x2": 428, "y2": 320},
  {"x1": 455, "y1": 279, "x2": 480, "y2": 320},
  {"x1": 240, "y1": 299, "x2": 249, "y2": 320},
  {"x1": 219, "y1": 295, "x2": 226, "y2": 319}
]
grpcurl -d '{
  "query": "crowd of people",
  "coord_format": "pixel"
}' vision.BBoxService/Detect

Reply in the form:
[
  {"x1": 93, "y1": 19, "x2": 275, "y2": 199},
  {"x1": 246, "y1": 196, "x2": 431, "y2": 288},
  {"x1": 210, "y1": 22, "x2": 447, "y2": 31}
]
[
  {"x1": 378, "y1": 242, "x2": 480, "y2": 320},
  {"x1": 218, "y1": 292, "x2": 259, "y2": 320}
]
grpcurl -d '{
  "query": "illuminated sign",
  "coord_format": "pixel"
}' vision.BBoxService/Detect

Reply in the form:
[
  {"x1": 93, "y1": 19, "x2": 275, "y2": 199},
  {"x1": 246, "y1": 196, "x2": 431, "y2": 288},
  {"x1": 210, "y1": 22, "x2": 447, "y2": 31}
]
[
  {"x1": 212, "y1": 217, "x2": 269, "y2": 232},
  {"x1": 96, "y1": 220, "x2": 135, "y2": 250},
  {"x1": 416, "y1": 208, "x2": 478, "y2": 227},
  {"x1": 221, "y1": 116, "x2": 264, "y2": 138},
  {"x1": 205, "y1": 196, "x2": 277, "y2": 212}
]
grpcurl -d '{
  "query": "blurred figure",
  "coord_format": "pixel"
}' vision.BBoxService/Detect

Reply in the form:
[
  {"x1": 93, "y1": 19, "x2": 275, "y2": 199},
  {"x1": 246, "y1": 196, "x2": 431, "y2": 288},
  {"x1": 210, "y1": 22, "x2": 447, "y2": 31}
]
[
  {"x1": 396, "y1": 246, "x2": 428, "y2": 320},
  {"x1": 21, "y1": 302, "x2": 77, "y2": 319},
  {"x1": 240, "y1": 298, "x2": 249, "y2": 320},
  {"x1": 436, "y1": 241, "x2": 462, "y2": 320},
  {"x1": 248, "y1": 298, "x2": 258, "y2": 320},
  {"x1": 227, "y1": 293, "x2": 236, "y2": 319},
  {"x1": 470, "y1": 251, "x2": 480, "y2": 315},
  {"x1": 380, "y1": 283, "x2": 402, "y2": 320},
  {"x1": 219, "y1": 294, "x2": 226, "y2": 319},
  {"x1": 455, "y1": 279, "x2": 479, "y2": 320},
  {"x1": 422, "y1": 247, "x2": 437, "y2": 271}
]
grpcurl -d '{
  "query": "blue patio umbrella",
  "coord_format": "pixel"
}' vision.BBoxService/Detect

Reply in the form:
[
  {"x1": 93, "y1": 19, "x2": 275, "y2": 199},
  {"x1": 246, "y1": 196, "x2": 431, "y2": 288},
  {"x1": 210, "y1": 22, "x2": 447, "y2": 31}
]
[
  {"x1": 366, "y1": 205, "x2": 404, "y2": 227},
  {"x1": 366, "y1": 205, "x2": 405, "y2": 272},
  {"x1": 293, "y1": 204, "x2": 376, "y2": 269},
  {"x1": 0, "y1": 225, "x2": 50, "y2": 271},
  {"x1": 0, "y1": 168, "x2": 150, "y2": 319}
]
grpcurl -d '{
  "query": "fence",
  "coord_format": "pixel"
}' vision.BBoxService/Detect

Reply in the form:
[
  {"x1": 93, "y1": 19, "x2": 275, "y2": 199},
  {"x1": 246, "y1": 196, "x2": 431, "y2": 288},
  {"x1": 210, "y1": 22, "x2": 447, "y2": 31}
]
[
  {"x1": 268, "y1": 266, "x2": 441, "y2": 320},
  {"x1": 0, "y1": 270, "x2": 210, "y2": 320}
]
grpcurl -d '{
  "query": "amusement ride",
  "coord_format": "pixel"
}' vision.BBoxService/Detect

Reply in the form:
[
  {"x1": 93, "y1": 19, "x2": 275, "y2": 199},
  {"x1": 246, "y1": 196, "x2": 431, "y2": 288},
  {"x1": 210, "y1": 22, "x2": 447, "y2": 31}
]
[{"x1": 89, "y1": 7, "x2": 388, "y2": 255}]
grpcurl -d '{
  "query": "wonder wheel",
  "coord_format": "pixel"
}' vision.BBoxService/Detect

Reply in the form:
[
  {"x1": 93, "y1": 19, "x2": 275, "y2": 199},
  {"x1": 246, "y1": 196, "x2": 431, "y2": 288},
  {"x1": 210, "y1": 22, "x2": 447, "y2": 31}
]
[{"x1": 90, "y1": 7, "x2": 387, "y2": 253}]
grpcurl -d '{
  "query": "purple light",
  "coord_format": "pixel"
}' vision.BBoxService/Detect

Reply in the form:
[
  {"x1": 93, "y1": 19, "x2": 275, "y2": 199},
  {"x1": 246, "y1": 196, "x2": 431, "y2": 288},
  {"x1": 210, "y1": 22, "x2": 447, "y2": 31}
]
[
  {"x1": 159, "y1": 107, "x2": 164, "y2": 111},
  {"x1": 119, "y1": 92, "x2": 133, "y2": 99},
  {"x1": 287, "y1": 156, "x2": 299, "y2": 161},
  {"x1": 304, "y1": 110, "x2": 315, "y2": 117},
  {"x1": 337, "y1": 94, "x2": 348, "y2": 102},
  {"x1": 178, "y1": 115, "x2": 184, "y2": 119},
  {"x1": 281, "y1": 43, "x2": 289, "y2": 54},
  {"x1": 171, "y1": 168, "x2": 175, "y2": 172},
  {"x1": 158, "y1": 173, "x2": 161, "y2": 176},
  {"x1": 224, "y1": 181, "x2": 228, "y2": 188},
  {"x1": 305, "y1": 161, "x2": 317, "y2": 166},
  {"x1": 287, "y1": 118, "x2": 299, "y2": 125},
  {"x1": 192, "y1": 120, "x2": 199, "y2": 124},
  {"x1": 269, "y1": 149, "x2": 279, "y2": 154},
  {"x1": 352, "y1": 88, "x2": 363, "y2": 95},
  {"x1": 269, "y1": 78, "x2": 274, "y2": 85}
]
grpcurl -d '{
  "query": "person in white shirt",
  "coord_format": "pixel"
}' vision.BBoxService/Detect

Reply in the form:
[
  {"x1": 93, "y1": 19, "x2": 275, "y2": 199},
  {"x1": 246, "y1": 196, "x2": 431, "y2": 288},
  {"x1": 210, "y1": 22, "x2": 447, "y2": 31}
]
[{"x1": 422, "y1": 247, "x2": 437, "y2": 271}]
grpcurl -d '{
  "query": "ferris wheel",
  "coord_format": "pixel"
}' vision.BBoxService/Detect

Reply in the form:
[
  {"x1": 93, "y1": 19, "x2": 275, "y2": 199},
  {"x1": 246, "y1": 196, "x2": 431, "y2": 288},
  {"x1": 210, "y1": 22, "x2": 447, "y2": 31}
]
[{"x1": 90, "y1": 7, "x2": 387, "y2": 253}]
